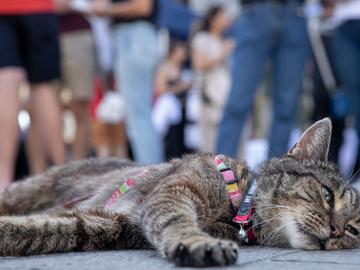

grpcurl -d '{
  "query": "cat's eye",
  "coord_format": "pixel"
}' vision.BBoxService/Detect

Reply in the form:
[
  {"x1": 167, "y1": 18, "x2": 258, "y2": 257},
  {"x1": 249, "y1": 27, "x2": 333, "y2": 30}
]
[
  {"x1": 346, "y1": 225, "x2": 359, "y2": 236},
  {"x1": 322, "y1": 186, "x2": 334, "y2": 207}
]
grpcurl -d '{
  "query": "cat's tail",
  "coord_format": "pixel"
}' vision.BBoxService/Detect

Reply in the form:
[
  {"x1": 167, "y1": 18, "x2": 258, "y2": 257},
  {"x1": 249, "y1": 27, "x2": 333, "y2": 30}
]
[{"x1": 0, "y1": 210, "x2": 151, "y2": 256}]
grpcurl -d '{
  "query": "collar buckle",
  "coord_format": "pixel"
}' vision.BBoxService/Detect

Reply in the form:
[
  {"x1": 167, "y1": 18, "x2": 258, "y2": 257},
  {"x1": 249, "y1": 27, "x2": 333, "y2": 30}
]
[{"x1": 234, "y1": 207, "x2": 255, "y2": 243}]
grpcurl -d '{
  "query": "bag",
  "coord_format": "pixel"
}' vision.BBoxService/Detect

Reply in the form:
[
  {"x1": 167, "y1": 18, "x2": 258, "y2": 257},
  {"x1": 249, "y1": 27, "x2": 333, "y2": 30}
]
[
  {"x1": 90, "y1": 76, "x2": 126, "y2": 124},
  {"x1": 96, "y1": 91, "x2": 126, "y2": 124}
]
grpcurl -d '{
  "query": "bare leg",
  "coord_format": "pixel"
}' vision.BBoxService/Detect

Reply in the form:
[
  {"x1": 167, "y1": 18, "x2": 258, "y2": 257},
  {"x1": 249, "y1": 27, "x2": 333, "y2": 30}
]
[
  {"x1": 114, "y1": 145, "x2": 128, "y2": 158},
  {"x1": 113, "y1": 123, "x2": 128, "y2": 158},
  {"x1": 96, "y1": 146, "x2": 111, "y2": 158},
  {"x1": 71, "y1": 101, "x2": 90, "y2": 160},
  {"x1": 29, "y1": 82, "x2": 65, "y2": 166},
  {"x1": 26, "y1": 118, "x2": 47, "y2": 175},
  {"x1": 0, "y1": 211, "x2": 150, "y2": 256},
  {"x1": 0, "y1": 68, "x2": 24, "y2": 186}
]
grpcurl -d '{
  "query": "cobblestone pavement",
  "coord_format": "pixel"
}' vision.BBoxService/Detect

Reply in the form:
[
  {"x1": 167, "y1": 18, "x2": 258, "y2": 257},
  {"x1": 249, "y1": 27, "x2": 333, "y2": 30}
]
[{"x1": 0, "y1": 246, "x2": 359, "y2": 270}]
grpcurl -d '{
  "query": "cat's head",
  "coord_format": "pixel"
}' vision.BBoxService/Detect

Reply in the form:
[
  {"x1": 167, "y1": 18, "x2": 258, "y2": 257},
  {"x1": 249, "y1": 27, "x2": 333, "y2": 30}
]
[{"x1": 255, "y1": 118, "x2": 360, "y2": 250}]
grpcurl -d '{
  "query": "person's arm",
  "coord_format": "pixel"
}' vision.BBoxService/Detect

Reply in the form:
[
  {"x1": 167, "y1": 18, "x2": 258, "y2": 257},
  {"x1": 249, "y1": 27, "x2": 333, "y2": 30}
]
[
  {"x1": 168, "y1": 81, "x2": 192, "y2": 94},
  {"x1": 192, "y1": 39, "x2": 234, "y2": 72},
  {"x1": 91, "y1": 0, "x2": 153, "y2": 18},
  {"x1": 155, "y1": 65, "x2": 191, "y2": 95},
  {"x1": 154, "y1": 65, "x2": 168, "y2": 96}
]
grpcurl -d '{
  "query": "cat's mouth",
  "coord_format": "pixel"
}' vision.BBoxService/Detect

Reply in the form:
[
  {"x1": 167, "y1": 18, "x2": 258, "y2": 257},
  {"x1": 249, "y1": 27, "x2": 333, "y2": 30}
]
[
  {"x1": 285, "y1": 220, "x2": 330, "y2": 250},
  {"x1": 319, "y1": 239, "x2": 327, "y2": 250},
  {"x1": 297, "y1": 232, "x2": 329, "y2": 250}
]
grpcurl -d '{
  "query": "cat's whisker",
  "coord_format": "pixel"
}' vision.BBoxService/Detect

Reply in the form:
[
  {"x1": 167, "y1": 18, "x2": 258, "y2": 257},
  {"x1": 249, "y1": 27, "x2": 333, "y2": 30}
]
[
  {"x1": 297, "y1": 224, "x2": 312, "y2": 235},
  {"x1": 272, "y1": 156, "x2": 287, "y2": 174},
  {"x1": 269, "y1": 150, "x2": 277, "y2": 159},
  {"x1": 263, "y1": 224, "x2": 295, "y2": 245},
  {"x1": 257, "y1": 204, "x2": 292, "y2": 210},
  {"x1": 251, "y1": 206, "x2": 296, "y2": 218},
  {"x1": 262, "y1": 220, "x2": 297, "y2": 244},
  {"x1": 266, "y1": 149, "x2": 288, "y2": 174},
  {"x1": 248, "y1": 213, "x2": 283, "y2": 231},
  {"x1": 346, "y1": 166, "x2": 360, "y2": 184},
  {"x1": 255, "y1": 204, "x2": 294, "y2": 212},
  {"x1": 253, "y1": 209, "x2": 296, "y2": 220}
]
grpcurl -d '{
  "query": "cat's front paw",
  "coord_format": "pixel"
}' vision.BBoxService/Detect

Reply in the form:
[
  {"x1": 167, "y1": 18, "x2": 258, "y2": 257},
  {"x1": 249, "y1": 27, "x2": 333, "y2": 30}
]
[{"x1": 168, "y1": 237, "x2": 239, "y2": 267}]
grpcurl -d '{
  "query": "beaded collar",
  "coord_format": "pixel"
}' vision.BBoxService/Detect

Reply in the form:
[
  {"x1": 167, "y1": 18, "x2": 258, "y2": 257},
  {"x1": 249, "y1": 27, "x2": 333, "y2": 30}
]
[{"x1": 214, "y1": 155, "x2": 257, "y2": 244}]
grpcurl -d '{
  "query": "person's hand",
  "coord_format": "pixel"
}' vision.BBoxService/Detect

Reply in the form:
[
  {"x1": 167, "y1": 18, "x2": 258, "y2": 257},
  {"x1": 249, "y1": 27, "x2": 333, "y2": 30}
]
[
  {"x1": 181, "y1": 80, "x2": 193, "y2": 90},
  {"x1": 321, "y1": 0, "x2": 335, "y2": 17},
  {"x1": 54, "y1": 0, "x2": 71, "y2": 14},
  {"x1": 323, "y1": 6, "x2": 334, "y2": 18},
  {"x1": 90, "y1": 0, "x2": 112, "y2": 16},
  {"x1": 223, "y1": 39, "x2": 235, "y2": 55}
]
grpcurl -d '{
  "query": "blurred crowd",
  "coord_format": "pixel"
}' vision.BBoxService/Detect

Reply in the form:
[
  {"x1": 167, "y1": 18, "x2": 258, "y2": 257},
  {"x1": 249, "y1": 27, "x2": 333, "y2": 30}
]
[{"x1": 0, "y1": 0, "x2": 360, "y2": 188}]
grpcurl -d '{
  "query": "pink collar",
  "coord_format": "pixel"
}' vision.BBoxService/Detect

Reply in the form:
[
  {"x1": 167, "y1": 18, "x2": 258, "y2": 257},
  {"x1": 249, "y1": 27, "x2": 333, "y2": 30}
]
[
  {"x1": 105, "y1": 169, "x2": 148, "y2": 208},
  {"x1": 214, "y1": 155, "x2": 257, "y2": 244}
]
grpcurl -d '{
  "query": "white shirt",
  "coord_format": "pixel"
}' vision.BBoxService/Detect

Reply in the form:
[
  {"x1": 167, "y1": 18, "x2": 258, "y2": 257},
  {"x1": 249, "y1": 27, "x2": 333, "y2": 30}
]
[{"x1": 333, "y1": 0, "x2": 360, "y2": 27}]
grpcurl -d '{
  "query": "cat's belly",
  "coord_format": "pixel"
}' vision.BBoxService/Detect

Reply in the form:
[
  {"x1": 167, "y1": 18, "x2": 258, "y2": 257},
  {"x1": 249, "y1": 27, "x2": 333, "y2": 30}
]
[
  {"x1": 110, "y1": 192, "x2": 140, "y2": 216},
  {"x1": 75, "y1": 185, "x2": 143, "y2": 219}
]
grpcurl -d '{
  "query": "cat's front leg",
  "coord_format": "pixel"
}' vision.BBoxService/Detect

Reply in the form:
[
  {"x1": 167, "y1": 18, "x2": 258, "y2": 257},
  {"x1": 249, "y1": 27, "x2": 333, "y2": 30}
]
[
  {"x1": 205, "y1": 222, "x2": 240, "y2": 241},
  {"x1": 142, "y1": 184, "x2": 239, "y2": 267},
  {"x1": 165, "y1": 233, "x2": 239, "y2": 267}
]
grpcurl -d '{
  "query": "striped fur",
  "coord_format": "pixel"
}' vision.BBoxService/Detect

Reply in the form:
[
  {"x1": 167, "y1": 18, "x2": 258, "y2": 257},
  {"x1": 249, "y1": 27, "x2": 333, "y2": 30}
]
[{"x1": 0, "y1": 118, "x2": 358, "y2": 267}]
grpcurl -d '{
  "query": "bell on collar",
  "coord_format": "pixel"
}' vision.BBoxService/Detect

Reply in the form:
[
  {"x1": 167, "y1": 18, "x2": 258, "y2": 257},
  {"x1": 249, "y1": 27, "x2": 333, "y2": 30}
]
[{"x1": 239, "y1": 225, "x2": 248, "y2": 242}]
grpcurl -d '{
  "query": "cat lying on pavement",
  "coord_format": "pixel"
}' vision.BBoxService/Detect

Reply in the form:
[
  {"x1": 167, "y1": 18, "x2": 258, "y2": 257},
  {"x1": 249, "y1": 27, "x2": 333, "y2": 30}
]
[{"x1": 0, "y1": 118, "x2": 358, "y2": 267}]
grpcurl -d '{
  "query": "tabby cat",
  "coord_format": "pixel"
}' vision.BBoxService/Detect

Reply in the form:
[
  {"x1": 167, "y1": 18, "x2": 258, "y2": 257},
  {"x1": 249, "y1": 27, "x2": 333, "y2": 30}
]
[{"x1": 0, "y1": 118, "x2": 359, "y2": 267}]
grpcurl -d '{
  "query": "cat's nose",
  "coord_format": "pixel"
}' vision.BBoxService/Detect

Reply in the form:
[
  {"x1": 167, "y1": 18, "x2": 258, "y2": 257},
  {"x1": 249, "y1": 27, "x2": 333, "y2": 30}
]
[{"x1": 330, "y1": 224, "x2": 343, "y2": 238}]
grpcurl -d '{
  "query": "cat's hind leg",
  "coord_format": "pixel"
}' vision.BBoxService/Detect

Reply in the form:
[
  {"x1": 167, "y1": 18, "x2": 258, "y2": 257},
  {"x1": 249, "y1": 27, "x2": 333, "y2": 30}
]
[
  {"x1": 0, "y1": 158, "x2": 136, "y2": 215},
  {"x1": 0, "y1": 173, "x2": 55, "y2": 215},
  {"x1": 0, "y1": 210, "x2": 150, "y2": 256}
]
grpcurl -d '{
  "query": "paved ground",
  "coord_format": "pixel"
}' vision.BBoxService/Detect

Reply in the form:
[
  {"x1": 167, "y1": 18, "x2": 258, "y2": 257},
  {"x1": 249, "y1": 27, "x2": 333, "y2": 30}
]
[
  {"x1": 1, "y1": 177, "x2": 359, "y2": 270},
  {"x1": 0, "y1": 246, "x2": 360, "y2": 270}
]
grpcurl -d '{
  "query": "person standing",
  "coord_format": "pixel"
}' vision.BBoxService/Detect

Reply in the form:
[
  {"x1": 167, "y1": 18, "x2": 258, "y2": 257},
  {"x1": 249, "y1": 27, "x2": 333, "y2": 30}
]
[
  {"x1": 191, "y1": 6, "x2": 234, "y2": 153},
  {"x1": 0, "y1": 0, "x2": 65, "y2": 187},
  {"x1": 216, "y1": 0, "x2": 310, "y2": 158},
  {"x1": 91, "y1": 0, "x2": 164, "y2": 164},
  {"x1": 329, "y1": 0, "x2": 360, "y2": 175},
  {"x1": 56, "y1": 0, "x2": 96, "y2": 160},
  {"x1": 154, "y1": 41, "x2": 192, "y2": 159}
]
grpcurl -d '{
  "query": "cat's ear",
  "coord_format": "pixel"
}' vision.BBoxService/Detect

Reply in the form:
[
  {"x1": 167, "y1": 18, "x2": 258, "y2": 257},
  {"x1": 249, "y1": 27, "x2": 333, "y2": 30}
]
[{"x1": 287, "y1": 118, "x2": 332, "y2": 161}]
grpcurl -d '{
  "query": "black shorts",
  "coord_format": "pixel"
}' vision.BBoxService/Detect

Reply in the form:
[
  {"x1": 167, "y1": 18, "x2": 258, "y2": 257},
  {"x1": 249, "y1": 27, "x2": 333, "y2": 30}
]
[{"x1": 0, "y1": 13, "x2": 60, "y2": 83}]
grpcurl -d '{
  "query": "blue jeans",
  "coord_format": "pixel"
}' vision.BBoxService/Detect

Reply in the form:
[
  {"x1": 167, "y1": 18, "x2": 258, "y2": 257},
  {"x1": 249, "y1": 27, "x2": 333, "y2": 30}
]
[
  {"x1": 332, "y1": 20, "x2": 360, "y2": 163},
  {"x1": 216, "y1": 1, "x2": 309, "y2": 158},
  {"x1": 114, "y1": 22, "x2": 164, "y2": 164}
]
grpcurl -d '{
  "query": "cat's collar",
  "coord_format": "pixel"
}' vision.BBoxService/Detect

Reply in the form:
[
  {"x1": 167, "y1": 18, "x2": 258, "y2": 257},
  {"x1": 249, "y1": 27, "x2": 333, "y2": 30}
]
[
  {"x1": 233, "y1": 178, "x2": 257, "y2": 244},
  {"x1": 214, "y1": 155, "x2": 257, "y2": 244},
  {"x1": 214, "y1": 155, "x2": 243, "y2": 207}
]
